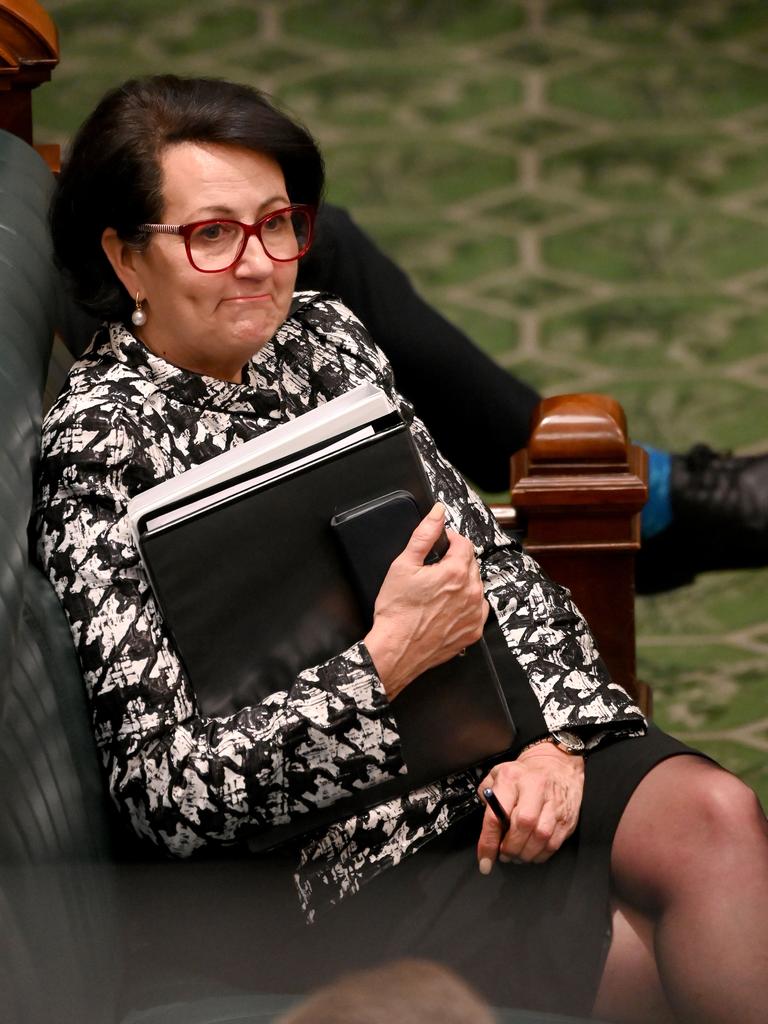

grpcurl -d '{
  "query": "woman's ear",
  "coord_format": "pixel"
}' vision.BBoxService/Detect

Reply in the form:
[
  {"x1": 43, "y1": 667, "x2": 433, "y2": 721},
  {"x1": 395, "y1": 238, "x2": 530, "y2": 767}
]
[{"x1": 101, "y1": 228, "x2": 145, "y2": 299}]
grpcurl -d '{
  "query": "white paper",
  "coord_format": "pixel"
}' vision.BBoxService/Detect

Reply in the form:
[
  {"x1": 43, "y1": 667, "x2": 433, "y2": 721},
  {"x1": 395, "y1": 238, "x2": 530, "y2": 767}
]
[{"x1": 127, "y1": 383, "x2": 395, "y2": 544}]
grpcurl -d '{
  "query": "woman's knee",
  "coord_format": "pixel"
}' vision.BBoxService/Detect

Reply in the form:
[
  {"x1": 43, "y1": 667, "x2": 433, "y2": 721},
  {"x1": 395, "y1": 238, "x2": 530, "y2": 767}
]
[
  {"x1": 611, "y1": 756, "x2": 767, "y2": 905},
  {"x1": 667, "y1": 761, "x2": 765, "y2": 842},
  {"x1": 693, "y1": 767, "x2": 766, "y2": 836}
]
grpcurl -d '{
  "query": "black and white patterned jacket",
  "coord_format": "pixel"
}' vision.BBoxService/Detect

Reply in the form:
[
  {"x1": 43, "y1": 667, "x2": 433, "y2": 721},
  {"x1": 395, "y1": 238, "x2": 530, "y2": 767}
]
[{"x1": 35, "y1": 292, "x2": 644, "y2": 917}]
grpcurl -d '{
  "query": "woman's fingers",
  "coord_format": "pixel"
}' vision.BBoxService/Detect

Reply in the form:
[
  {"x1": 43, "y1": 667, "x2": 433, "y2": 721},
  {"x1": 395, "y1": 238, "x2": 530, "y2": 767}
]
[
  {"x1": 476, "y1": 753, "x2": 585, "y2": 873},
  {"x1": 500, "y1": 781, "x2": 547, "y2": 860},
  {"x1": 401, "y1": 501, "x2": 447, "y2": 565},
  {"x1": 477, "y1": 767, "x2": 548, "y2": 868},
  {"x1": 477, "y1": 775, "x2": 518, "y2": 873},
  {"x1": 367, "y1": 513, "x2": 489, "y2": 697},
  {"x1": 512, "y1": 799, "x2": 561, "y2": 863}
]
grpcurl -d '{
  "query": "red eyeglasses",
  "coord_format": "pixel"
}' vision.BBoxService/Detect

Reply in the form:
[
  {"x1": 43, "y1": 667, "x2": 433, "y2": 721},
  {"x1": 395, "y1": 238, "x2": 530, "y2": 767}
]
[{"x1": 138, "y1": 204, "x2": 315, "y2": 273}]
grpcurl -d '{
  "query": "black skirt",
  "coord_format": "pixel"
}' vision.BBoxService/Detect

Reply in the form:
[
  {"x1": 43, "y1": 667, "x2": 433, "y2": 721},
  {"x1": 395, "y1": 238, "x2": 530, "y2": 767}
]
[
  {"x1": 277, "y1": 726, "x2": 700, "y2": 1016},
  {"x1": 119, "y1": 727, "x2": 702, "y2": 1019}
]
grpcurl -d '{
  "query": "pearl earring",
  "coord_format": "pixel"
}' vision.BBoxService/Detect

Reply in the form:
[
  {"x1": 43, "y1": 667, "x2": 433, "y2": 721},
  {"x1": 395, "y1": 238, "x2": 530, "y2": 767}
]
[{"x1": 131, "y1": 292, "x2": 147, "y2": 327}]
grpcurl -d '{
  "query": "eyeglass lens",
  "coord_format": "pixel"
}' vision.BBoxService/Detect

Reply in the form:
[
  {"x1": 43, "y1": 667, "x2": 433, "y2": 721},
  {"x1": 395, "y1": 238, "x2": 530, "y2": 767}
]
[{"x1": 188, "y1": 209, "x2": 311, "y2": 270}]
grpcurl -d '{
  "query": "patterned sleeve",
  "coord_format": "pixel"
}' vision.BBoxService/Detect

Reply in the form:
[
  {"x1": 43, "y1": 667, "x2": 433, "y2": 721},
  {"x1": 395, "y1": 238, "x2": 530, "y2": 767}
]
[
  {"x1": 307, "y1": 297, "x2": 646, "y2": 750},
  {"x1": 35, "y1": 398, "x2": 405, "y2": 858},
  {"x1": 410, "y1": 416, "x2": 646, "y2": 749}
]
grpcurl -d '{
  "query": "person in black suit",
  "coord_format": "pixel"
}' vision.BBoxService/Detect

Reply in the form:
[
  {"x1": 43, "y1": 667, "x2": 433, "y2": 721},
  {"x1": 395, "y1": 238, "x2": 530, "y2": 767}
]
[{"x1": 299, "y1": 204, "x2": 768, "y2": 593}]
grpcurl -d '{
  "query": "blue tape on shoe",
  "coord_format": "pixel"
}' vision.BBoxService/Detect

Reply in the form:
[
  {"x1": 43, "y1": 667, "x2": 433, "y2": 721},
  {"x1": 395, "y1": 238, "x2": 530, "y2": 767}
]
[{"x1": 640, "y1": 445, "x2": 673, "y2": 539}]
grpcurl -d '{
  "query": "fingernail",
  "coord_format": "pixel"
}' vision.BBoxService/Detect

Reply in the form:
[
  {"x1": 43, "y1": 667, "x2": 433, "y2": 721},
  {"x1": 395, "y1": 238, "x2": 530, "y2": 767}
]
[
  {"x1": 499, "y1": 853, "x2": 512, "y2": 864},
  {"x1": 479, "y1": 858, "x2": 493, "y2": 876},
  {"x1": 429, "y1": 502, "x2": 444, "y2": 519}
]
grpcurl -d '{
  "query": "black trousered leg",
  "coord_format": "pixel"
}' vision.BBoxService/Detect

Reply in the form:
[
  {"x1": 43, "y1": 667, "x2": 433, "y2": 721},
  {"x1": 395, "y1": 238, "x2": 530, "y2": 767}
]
[{"x1": 298, "y1": 204, "x2": 541, "y2": 493}]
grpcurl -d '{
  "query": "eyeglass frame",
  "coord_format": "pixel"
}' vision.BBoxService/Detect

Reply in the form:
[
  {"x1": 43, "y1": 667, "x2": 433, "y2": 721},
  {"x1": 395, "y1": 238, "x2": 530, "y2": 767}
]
[{"x1": 137, "y1": 203, "x2": 316, "y2": 273}]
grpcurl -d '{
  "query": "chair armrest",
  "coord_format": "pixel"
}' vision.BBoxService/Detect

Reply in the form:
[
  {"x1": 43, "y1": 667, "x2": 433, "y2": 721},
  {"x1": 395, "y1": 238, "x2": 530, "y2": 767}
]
[{"x1": 492, "y1": 393, "x2": 650, "y2": 713}]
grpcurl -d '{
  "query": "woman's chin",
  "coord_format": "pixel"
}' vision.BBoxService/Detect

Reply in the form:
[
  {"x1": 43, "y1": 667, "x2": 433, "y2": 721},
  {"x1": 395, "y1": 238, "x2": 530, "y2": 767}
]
[{"x1": 227, "y1": 311, "x2": 281, "y2": 349}]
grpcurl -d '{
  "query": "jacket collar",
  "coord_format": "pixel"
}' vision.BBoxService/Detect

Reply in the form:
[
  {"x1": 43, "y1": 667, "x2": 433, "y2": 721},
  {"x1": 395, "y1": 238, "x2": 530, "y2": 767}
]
[{"x1": 102, "y1": 292, "x2": 321, "y2": 420}]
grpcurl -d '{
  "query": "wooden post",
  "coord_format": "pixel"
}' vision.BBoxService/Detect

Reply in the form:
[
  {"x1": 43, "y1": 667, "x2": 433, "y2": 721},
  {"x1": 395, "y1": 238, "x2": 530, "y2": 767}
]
[
  {"x1": 508, "y1": 393, "x2": 651, "y2": 712},
  {"x1": 0, "y1": 0, "x2": 59, "y2": 170}
]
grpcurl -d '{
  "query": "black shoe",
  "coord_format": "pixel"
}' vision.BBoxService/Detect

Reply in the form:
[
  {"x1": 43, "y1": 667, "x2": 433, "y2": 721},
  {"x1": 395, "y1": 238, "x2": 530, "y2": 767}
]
[{"x1": 636, "y1": 444, "x2": 768, "y2": 594}]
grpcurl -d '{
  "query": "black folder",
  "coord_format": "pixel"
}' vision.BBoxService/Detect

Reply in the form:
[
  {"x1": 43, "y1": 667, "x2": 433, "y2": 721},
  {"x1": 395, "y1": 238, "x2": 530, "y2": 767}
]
[{"x1": 133, "y1": 406, "x2": 516, "y2": 843}]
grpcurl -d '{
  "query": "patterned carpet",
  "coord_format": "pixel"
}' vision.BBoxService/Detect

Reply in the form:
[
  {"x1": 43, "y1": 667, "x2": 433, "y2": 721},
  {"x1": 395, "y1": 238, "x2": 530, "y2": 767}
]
[{"x1": 35, "y1": 0, "x2": 768, "y2": 804}]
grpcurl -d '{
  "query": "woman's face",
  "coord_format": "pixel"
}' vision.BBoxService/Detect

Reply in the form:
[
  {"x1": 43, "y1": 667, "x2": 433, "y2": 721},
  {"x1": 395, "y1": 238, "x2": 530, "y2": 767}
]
[{"x1": 103, "y1": 142, "x2": 299, "y2": 383}]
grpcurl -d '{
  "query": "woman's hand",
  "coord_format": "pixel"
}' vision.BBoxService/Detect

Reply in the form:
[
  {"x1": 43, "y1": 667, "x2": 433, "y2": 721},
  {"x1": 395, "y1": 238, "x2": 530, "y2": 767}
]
[
  {"x1": 364, "y1": 503, "x2": 489, "y2": 700},
  {"x1": 476, "y1": 742, "x2": 585, "y2": 873}
]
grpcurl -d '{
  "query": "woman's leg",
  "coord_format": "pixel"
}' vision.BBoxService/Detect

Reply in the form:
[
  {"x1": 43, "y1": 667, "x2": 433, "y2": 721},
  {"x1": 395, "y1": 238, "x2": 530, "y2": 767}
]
[
  {"x1": 593, "y1": 899, "x2": 678, "y2": 1024},
  {"x1": 594, "y1": 755, "x2": 768, "y2": 1024}
]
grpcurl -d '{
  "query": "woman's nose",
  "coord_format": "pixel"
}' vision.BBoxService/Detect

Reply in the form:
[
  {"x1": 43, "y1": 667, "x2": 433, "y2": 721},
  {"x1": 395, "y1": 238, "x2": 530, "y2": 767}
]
[{"x1": 234, "y1": 234, "x2": 273, "y2": 276}]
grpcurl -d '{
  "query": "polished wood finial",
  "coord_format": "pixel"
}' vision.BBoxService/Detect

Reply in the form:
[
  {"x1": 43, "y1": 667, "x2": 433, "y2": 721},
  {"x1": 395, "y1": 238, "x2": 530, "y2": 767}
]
[{"x1": 0, "y1": 1, "x2": 59, "y2": 168}]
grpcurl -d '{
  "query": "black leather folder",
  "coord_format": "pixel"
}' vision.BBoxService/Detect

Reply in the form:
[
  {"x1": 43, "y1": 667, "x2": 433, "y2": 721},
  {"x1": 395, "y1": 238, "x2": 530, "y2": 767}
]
[{"x1": 136, "y1": 413, "x2": 516, "y2": 843}]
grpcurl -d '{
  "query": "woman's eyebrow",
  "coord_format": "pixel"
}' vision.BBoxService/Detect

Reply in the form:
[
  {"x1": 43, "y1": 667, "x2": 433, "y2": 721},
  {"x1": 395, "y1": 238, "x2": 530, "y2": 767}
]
[{"x1": 186, "y1": 195, "x2": 291, "y2": 220}]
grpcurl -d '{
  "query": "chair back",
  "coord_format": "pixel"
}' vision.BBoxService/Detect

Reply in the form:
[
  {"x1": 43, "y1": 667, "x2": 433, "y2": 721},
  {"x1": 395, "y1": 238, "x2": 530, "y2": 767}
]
[{"x1": 0, "y1": 127, "x2": 119, "y2": 1024}]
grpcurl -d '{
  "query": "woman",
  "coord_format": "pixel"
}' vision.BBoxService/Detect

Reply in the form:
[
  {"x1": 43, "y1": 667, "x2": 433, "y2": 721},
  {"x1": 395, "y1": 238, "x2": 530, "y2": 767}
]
[{"x1": 36, "y1": 76, "x2": 768, "y2": 1022}]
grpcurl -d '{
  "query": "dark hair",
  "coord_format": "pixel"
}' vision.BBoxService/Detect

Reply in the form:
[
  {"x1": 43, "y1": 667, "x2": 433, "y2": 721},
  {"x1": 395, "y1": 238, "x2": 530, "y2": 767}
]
[{"x1": 51, "y1": 75, "x2": 325, "y2": 321}]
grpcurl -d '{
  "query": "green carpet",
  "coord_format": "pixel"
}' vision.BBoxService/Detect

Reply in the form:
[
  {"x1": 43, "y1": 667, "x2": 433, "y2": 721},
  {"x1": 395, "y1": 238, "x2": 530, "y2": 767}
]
[{"x1": 35, "y1": 0, "x2": 768, "y2": 805}]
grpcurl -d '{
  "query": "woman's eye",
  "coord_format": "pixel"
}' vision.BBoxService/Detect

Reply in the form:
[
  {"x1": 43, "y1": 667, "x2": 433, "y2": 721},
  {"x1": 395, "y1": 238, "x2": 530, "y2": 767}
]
[
  {"x1": 199, "y1": 223, "x2": 224, "y2": 241},
  {"x1": 191, "y1": 222, "x2": 240, "y2": 245},
  {"x1": 263, "y1": 213, "x2": 290, "y2": 232}
]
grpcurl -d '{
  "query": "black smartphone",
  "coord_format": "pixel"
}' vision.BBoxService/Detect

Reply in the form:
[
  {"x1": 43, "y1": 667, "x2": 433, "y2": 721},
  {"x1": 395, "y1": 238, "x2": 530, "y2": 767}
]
[{"x1": 330, "y1": 489, "x2": 449, "y2": 620}]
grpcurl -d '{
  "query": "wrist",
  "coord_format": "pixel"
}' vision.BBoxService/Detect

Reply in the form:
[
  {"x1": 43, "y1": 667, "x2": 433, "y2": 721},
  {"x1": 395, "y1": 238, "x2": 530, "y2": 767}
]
[
  {"x1": 363, "y1": 629, "x2": 412, "y2": 700},
  {"x1": 519, "y1": 736, "x2": 583, "y2": 759}
]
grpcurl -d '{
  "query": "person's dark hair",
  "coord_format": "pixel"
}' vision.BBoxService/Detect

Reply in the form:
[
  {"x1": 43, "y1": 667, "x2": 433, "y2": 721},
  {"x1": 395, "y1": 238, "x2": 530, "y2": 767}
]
[{"x1": 51, "y1": 75, "x2": 325, "y2": 322}]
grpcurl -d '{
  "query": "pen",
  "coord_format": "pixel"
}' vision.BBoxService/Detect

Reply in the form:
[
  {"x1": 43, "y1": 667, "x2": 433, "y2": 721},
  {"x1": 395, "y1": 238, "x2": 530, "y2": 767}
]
[{"x1": 482, "y1": 786, "x2": 510, "y2": 835}]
